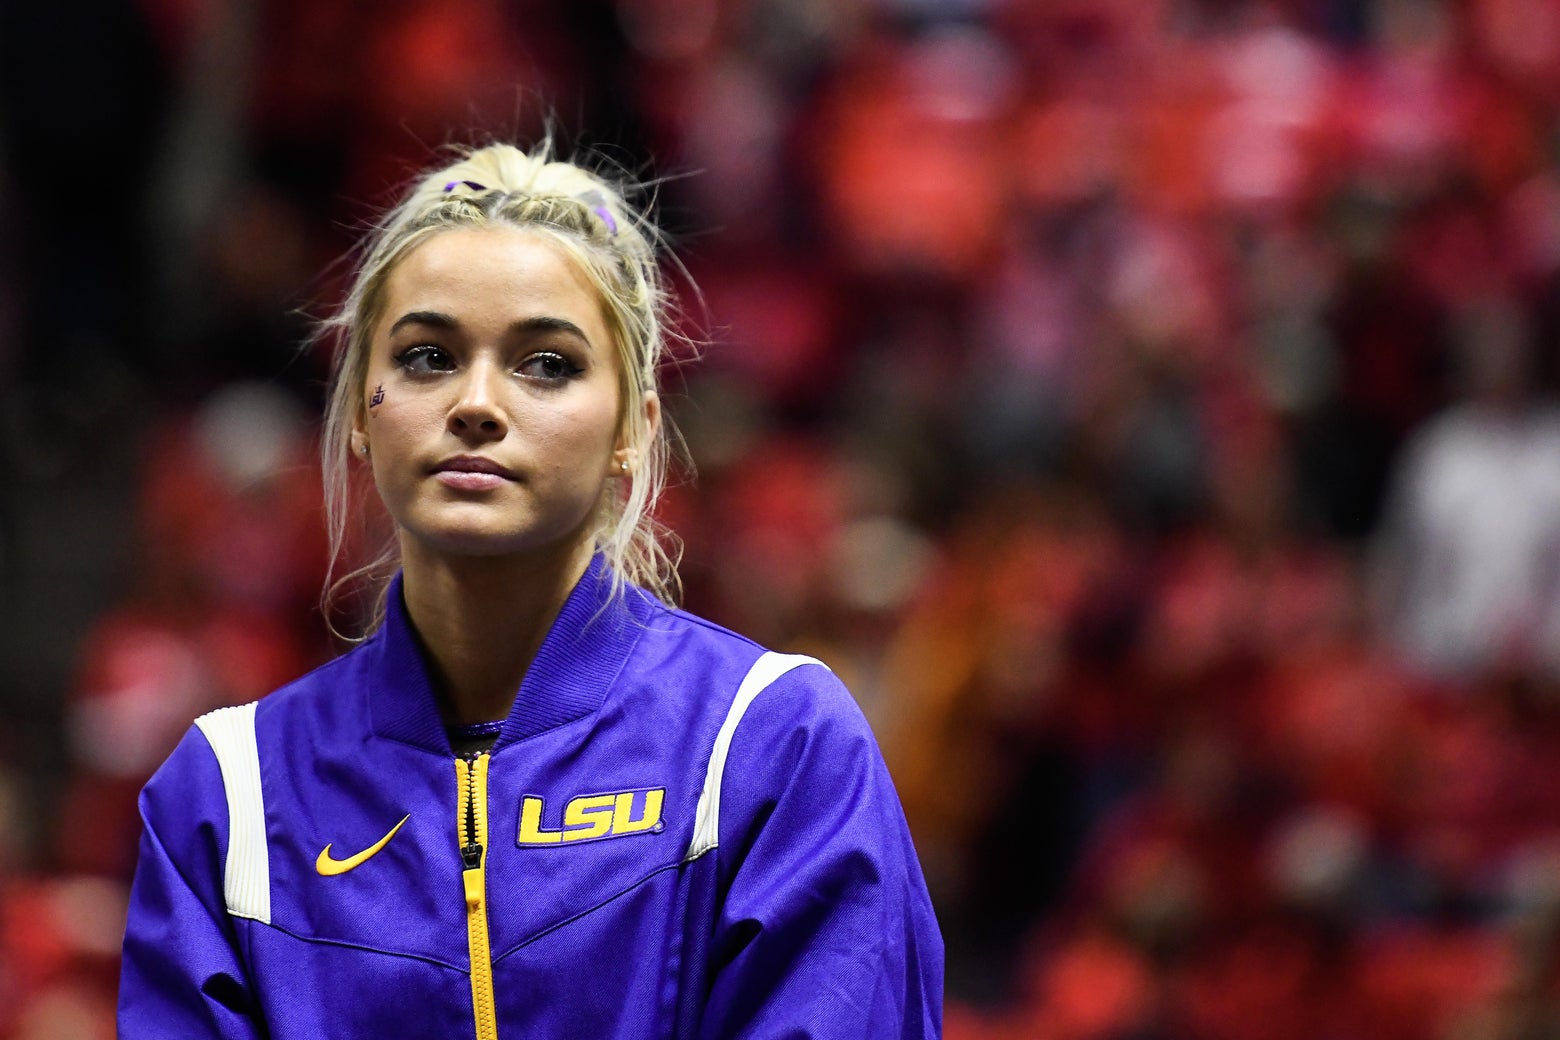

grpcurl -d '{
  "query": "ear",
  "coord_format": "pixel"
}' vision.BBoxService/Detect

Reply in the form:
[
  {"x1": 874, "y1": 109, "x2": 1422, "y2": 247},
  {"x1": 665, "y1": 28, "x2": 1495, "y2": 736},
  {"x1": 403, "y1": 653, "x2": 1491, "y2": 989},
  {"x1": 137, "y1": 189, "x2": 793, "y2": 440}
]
[
  {"x1": 349, "y1": 413, "x2": 369, "y2": 460},
  {"x1": 611, "y1": 391, "x2": 660, "y2": 476}
]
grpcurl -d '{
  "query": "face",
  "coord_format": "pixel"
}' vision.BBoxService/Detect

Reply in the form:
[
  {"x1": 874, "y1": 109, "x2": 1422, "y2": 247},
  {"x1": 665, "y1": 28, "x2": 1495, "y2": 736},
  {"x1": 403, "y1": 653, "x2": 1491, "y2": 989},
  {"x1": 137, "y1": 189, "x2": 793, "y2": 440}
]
[{"x1": 352, "y1": 226, "x2": 654, "y2": 563}]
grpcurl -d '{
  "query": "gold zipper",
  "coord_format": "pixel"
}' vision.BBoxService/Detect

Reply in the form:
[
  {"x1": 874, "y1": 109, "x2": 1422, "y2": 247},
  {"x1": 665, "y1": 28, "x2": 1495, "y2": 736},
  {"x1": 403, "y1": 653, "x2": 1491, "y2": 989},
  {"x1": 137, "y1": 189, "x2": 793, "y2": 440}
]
[{"x1": 456, "y1": 753, "x2": 499, "y2": 1040}]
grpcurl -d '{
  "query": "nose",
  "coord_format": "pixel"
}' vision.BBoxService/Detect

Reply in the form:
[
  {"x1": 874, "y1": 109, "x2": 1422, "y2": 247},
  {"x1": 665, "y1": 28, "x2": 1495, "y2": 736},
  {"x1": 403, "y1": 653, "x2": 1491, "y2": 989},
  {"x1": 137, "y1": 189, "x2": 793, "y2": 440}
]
[{"x1": 447, "y1": 361, "x2": 509, "y2": 441}]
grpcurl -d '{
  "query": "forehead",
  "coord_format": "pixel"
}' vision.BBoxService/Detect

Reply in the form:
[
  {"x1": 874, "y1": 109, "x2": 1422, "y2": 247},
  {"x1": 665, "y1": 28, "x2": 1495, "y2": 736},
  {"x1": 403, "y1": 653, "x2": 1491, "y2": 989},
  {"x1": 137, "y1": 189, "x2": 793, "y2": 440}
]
[{"x1": 377, "y1": 226, "x2": 613, "y2": 348}]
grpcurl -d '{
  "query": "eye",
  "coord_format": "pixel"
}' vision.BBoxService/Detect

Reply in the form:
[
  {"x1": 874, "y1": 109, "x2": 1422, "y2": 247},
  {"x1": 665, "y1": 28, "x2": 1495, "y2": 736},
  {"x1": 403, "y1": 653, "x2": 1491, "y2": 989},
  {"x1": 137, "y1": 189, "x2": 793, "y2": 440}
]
[
  {"x1": 517, "y1": 352, "x2": 583, "y2": 382},
  {"x1": 393, "y1": 344, "x2": 456, "y2": 374}
]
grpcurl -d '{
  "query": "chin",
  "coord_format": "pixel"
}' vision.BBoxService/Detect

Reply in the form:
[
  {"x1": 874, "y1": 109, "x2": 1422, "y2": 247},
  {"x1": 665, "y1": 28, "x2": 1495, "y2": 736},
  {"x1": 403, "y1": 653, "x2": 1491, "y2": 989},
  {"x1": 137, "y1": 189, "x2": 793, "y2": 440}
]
[
  {"x1": 401, "y1": 513, "x2": 598, "y2": 563},
  {"x1": 411, "y1": 523, "x2": 542, "y2": 557}
]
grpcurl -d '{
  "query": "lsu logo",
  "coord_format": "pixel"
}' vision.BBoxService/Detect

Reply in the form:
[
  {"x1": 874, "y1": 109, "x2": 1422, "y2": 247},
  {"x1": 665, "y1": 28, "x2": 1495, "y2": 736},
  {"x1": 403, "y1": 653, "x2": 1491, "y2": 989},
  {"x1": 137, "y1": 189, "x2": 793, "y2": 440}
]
[{"x1": 517, "y1": 787, "x2": 665, "y2": 846}]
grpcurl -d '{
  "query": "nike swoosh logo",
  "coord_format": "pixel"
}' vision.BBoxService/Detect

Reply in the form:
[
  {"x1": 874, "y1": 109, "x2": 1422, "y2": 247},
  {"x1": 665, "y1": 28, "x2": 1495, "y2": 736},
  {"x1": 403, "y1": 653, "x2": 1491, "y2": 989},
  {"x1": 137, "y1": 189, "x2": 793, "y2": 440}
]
[{"x1": 316, "y1": 814, "x2": 411, "y2": 876}]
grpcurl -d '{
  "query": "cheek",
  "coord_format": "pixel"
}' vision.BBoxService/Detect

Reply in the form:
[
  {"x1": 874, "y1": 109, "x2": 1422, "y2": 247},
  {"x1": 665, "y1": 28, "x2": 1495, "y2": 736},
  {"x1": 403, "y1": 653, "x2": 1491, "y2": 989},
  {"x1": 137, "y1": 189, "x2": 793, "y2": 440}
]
[
  {"x1": 529, "y1": 385, "x2": 621, "y2": 443},
  {"x1": 365, "y1": 388, "x2": 439, "y2": 437},
  {"x1": 537, "y1": 404, "x2": 620, "y2": 480},
  {"x1": 364, "y1": 394, "x2": 444, "y2": 491},
  {"x1": 576, "y1": 392, "x2": 627, "y2": 455},
  {"x1": 363, "y1": 375, "x2": 412, "y2": 424}
]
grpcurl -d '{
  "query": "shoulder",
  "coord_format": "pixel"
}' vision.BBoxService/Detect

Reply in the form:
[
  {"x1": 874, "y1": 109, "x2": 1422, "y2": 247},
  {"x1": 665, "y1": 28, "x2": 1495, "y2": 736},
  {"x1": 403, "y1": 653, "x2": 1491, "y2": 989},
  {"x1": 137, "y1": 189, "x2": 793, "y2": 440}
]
[
  {"x1": 233, "y1": 635, "x2": 395, "y2": 752},
  {"x1": 637, "y1": 595, "x2": 766, "y2": 655},
  {"x1": 641, "y1": 602, "x2": 876, "y2": 778},
  {"x1": 727, "y1": 657, "x2": 876, "y2": 783},
  {"x1": 145, "y1": 639, "x2": 373, "y2": 803},
  {"x1": 255, "y1": 641, "x2": 369, "y2": 715},
  {"x1": 675, "y1": 633, "x2": 913, "y2": 901},
  {"x1": 634, "y1": 597, "x2": 858, "y2": 721},
  {"x1": 627, "y1": 596, "x2": 873, "y2": 781}
]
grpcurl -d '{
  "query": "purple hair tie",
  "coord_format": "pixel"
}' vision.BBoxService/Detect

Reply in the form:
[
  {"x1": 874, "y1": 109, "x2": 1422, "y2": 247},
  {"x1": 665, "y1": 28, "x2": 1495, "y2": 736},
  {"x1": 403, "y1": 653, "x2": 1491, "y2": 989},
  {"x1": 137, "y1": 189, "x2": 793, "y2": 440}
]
[
  {"x1": 443, "y1": 179, "x2": 487, "y2": 193},
  {"x1": 581, "y1": 190, "x2": 618, "y2": 235}
]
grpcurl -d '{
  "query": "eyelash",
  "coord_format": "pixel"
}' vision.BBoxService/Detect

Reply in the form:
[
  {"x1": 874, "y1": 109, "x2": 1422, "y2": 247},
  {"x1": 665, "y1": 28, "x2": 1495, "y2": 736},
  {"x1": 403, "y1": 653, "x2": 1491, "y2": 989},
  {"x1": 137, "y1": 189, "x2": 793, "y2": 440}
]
[
  {"x1": 392, "y1": 344, "x2": 455, "y2": 374},
  {"x1": 391, "y1": 345, "x2": 584, "y2": 383},
  {"x1": 519, "y1": 353, "x2": 584, "y2": 381}
]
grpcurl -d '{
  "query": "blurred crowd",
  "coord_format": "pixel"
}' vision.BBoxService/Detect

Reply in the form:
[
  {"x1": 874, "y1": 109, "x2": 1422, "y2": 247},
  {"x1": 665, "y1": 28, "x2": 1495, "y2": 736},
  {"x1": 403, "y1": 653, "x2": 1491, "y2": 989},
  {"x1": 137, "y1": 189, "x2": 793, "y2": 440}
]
[{"x1": 4, "y1": 0, "x2": 1560, "y2": 1036}]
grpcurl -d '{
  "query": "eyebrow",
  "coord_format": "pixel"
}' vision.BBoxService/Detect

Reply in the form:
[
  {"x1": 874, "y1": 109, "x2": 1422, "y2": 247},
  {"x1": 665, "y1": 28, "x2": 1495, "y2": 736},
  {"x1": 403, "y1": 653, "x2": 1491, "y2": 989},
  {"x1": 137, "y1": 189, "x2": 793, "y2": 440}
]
[{"x1": 388, "y1": 310, "x2": 593, "y2": 349}]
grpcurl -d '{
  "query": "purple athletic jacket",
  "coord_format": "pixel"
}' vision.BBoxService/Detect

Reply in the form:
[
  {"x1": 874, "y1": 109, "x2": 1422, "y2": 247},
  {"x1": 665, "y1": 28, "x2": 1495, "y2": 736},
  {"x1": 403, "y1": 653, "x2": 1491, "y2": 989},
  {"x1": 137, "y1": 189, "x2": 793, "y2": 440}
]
[{"x1": 118, "y1": 558, "x2": 943, "y2": 1038}]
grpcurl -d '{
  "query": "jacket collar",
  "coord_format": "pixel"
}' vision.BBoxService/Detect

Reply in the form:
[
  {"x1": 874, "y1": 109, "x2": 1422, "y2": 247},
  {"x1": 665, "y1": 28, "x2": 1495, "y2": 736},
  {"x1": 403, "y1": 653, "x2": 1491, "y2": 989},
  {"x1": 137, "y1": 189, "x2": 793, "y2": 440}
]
[{"x1": 365, "y1": 555, "x2": 652, "y2": 755}]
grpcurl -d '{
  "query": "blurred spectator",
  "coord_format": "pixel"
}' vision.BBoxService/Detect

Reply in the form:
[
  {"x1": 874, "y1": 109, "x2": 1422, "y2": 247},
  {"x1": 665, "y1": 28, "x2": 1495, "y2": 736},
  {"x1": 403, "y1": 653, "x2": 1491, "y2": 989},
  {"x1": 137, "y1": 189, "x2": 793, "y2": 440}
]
[{"x1": 1372, "y1": 301, "x2": 1560, "y2": 681}]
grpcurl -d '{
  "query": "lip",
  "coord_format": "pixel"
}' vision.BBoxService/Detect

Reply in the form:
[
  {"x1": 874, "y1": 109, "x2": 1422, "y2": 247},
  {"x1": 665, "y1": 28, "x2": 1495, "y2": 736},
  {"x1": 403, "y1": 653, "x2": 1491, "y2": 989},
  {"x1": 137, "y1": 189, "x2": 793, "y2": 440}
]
[
  {"x1": 431, "y1": 455, "x2": 518, "y2": 490},
  {"x1": 433, "y1": 455, "x2": 517, "y2": 478}
]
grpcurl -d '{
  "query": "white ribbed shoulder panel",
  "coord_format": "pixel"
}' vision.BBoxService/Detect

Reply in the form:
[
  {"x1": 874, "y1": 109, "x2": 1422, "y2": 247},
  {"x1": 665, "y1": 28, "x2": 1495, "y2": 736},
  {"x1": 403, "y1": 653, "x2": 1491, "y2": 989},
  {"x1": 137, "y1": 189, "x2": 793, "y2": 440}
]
[
  {"x1": 193, "y1": 702, "x2": 270, "y2": 924},
  {"x1": 685, "y1": 652, "x2": 825, "y2": 862}
]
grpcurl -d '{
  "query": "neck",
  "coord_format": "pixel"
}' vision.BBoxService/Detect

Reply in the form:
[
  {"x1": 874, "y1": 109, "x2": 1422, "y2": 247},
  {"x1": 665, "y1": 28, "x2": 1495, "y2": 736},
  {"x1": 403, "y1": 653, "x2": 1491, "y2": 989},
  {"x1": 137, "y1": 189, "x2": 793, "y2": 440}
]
[{"x1": 398, "y1": 538, "x2": 596, "y2": 726}]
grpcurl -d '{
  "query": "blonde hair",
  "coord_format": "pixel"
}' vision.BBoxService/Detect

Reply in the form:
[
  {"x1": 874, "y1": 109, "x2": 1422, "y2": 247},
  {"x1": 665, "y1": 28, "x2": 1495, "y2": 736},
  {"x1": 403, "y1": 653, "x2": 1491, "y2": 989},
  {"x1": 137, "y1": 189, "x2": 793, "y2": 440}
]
[{"x1": 319, "y1": 140, "x2": 682, "y2": 636}]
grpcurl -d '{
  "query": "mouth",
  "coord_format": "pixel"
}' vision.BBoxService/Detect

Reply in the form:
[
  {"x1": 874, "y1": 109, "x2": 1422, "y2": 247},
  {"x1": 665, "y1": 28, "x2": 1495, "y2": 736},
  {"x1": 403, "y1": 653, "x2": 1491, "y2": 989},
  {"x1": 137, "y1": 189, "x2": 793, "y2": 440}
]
[{"x1": 431, "y1": 455, "x2": 518, "y2": 491}]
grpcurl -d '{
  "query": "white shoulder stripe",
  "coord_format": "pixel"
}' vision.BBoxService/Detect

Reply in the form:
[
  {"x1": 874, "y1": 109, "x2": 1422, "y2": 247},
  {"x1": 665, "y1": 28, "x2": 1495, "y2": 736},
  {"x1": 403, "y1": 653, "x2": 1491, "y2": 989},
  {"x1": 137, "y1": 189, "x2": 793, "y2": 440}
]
[
  {"x1": 193, "y1": 702, "x2": 270, "y2": 924},
  {"x1": 685, "y1": 652, "x2": 825, "y2": 862}
]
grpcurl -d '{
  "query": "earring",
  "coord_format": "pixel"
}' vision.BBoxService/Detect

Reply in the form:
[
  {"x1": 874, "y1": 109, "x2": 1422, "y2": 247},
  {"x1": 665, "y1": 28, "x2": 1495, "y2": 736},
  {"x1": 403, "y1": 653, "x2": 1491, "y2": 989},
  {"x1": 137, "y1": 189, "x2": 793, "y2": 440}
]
[
  {"x1": 620, "y1": 460, "x2": 629, "y2": 473},
  {"x1": 360, "y1": 444, "x2": 370, "y2": 456}
]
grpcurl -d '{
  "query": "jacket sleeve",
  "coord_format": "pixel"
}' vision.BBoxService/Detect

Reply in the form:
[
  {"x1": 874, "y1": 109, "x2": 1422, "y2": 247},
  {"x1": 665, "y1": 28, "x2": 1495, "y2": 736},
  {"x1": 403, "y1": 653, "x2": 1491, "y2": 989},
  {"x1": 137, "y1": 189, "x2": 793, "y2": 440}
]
[
  {"x1": 118, "y1": 726, "x2": 265, "y2": 1038},
  {"x1": 699, "y1": 666, "x2": 944, "y2": 1039}
]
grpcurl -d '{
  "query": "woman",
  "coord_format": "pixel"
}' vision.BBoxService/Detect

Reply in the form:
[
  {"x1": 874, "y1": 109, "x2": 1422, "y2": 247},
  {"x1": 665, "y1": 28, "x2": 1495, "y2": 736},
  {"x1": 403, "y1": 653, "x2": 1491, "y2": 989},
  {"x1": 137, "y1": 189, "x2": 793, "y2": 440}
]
[{"x1": 117, "y1": 142, "x2": 944, "y2": 1038}]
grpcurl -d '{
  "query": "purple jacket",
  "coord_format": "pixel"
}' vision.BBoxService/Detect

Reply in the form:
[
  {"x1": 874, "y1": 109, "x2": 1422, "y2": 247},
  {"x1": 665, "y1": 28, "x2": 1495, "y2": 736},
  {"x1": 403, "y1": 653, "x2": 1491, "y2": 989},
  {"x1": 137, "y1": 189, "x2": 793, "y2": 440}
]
[{"x1": 118, "y1": 559, "x2": 943, "y2": 1037}]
